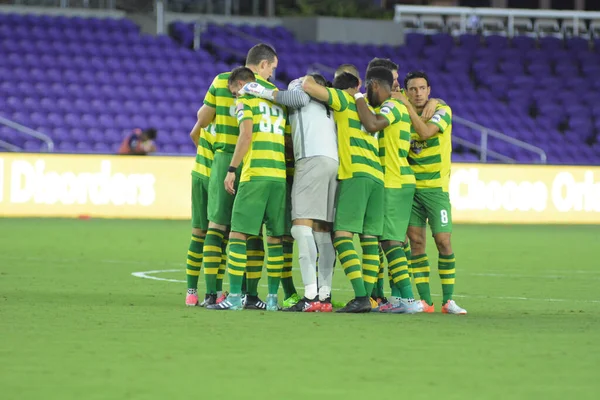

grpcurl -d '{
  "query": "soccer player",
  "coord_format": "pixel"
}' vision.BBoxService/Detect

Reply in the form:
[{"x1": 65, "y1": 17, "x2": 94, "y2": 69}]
[
  {"x1": 207, "y1": 67, "x2": 289, "y2": 311},
  {"x1": 354, "y1": 67, "x2": 422, "y2": 314},
  {"x1": 303, "y1": 70, "x2": 384, "y2": 313},
  {"x1": 185, "y1": 121, "x2": 216, "y2": 306},
  {"x1": 240, "y1": 74, "x2": 338, "y2": 312},
  {"x1": 196, "y1": 43, "x2": 279, "y2": 308},
  {"x1": 397, "y1": 71, "x2": 467, "y2": 315}
]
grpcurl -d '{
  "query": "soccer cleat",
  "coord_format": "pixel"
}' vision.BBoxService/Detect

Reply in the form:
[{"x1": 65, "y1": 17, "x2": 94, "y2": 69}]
[
  {"x1": 216, "y1": 291, "x2": 229, "y2": 304},
  {"x1": 266, "y1": 294, "x2": 280, "y2": 311},
  {"x1": 206, "y1": 294, "x2": 243, "y2": 310},
  {"x1": 319, "y1": 298, "x2": 333, "y2": 313},
  {"x1": 283, "y1": 297, "x2": 321, "y2": 312},
  {"x1": 380, "y1": 299, "x2": 423, "y2": 314},
  {"x1": 200, "y1": 293, "x2": 217, "y2": 307},
  {"x1": 283, "y1": 293, "x2": 301, "y2": 308},
  {"x1": 369, "y1": 297, "x2": 379, "y2": 312},
  {"x1": 244, "y1": 295, "x2": 267, "y2": 310},
  {"x1": 371, "y1": 297, "x2": 389, "y2": 312},
  {"x1": 442, "y1": 300, "x2": 467, "y2": 315},
  {"x1": 335, "y1": 296, "x2": 372, "y2": 313},
  {"x1": 421, "y1": 300, "x2": 435, "y2": 313},
  {"x1": 185, "y1": 293, "x2": 199, "y2": 307}
]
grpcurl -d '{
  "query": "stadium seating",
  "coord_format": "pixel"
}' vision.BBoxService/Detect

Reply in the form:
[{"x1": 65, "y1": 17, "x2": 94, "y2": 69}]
[
  {"x1": 2, "y1": 12, "x2": 599, "y2": 164},
  {"x1": 175, "y1": 22, "x2": 600, "y2": 164}
]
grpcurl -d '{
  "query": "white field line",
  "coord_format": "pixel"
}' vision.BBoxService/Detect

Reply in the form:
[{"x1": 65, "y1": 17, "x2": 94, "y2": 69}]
[{"x1": 131, "y1": 269, "x2": 600, "y2": 305}]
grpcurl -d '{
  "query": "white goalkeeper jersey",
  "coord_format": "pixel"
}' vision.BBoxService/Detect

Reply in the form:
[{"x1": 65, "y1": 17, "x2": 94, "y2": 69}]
[{"x1": 287, "y1": 80, "x2": 338, "y2": 162}]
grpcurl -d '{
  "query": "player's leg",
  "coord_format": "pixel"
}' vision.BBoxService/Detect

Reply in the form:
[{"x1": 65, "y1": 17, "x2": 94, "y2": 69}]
[
  {"x1": 315, "y1": 158, "x2": 340, "y2": 311},
  {"x1": 426, "y1": 192, "x2": 466, "y2": 315},
  {"x1": 378, "y1": 187, "x2": 421, "y2": 313},
  {"x1": 264, "y1": 181, "x2": 288, "y2": 311},
  {"x1": 408, "y1": 192, "x2": 434, "y2": 312},
  {"x1": 203, "y1": 152, "x2": 239, "y2": 300},
  {"x1": 372, "y1": 244, "x2": 386, "y2": 302},
  {"x1": 215, "y1": 234, "x2": 228, "y2": 303},
  {"x1": 332, "y1": 178, "x2": 372, "y2": 313},
  {"x1": 186, "y1": 175, "x2": 208, "y2": 306},
  {"x1": 245, "y1": 233, "x2": 266, "y2": 308},
  {"x1": 361, "y1": 179, "x2": 385, "y2": 309},
  {"x1": 207, "y1": 181, "x2": 266, "y2": 310}
]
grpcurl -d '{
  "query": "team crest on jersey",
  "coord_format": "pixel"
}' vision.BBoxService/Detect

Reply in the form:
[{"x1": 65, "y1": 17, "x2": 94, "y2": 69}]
[{"x1": 231, "y1": 104, "x2": 240, "y2": 117}]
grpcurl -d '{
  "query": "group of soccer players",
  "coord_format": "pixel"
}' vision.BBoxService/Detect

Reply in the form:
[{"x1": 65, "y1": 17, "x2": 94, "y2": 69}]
[{"x1": 183, "y1": 42, "x2": 467, "y2": 314}]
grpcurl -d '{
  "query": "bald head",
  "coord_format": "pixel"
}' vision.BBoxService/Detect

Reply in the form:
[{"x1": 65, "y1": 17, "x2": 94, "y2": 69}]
[{"x1": 335, "y1": 64, "x2": 361, "y2": 90}]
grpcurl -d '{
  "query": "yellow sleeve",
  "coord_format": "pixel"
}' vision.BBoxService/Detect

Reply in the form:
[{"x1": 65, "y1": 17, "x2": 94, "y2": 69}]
[
  {"x1": 203, "y1": 76, "x2": 219, "y2": 108},
  {"x1": 429, "y1": 105, "x2": 452, "y2": 134},
  {"x1": 326, "y1": 88, "x2": 348, "y2": 112},
  {"x1": 235, "y1": 97, "x2": 254, "y2": 125}
]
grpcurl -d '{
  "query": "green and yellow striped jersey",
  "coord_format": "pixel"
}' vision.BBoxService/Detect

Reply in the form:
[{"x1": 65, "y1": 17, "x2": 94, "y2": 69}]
[
  {"x1": 203, "y1": 72, "x2": 276, "y2": 153},
  {"x1": 235, "y1": 94, "x2": 288, "y2": 183},
  {"x1": 326, "y1": 88, "x2": 383, "y2": 184},
  {"x1": 376, "y1": 98, "x2": 415, "y2": 189},
  {"x1": 408, "y1": 104, "x2": 453, "y2": 192},
  {"x1": 191, "y1": 123, "x2": 216, "y2": 179}
]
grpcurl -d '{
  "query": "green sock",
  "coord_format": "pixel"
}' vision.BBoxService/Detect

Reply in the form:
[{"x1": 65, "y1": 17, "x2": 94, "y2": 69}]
[
  {"x1": 203, "y1": 228, "x2": 224, "y2": 294},
  {"x1": 403, "y1": 241, "x2": 412, "y2": 278},
  {"x1": 388, "y1": 267, "x2": 401, "y2": 297},
  {"x1": 216, "y1": 238, "x2": 228, "y2": 293},
  {"x1": 439, "y1": 253, "x2": 456, "y2": 304},
  {"x1": 385, "y1": 245, "x2": 414, "y2": 299},
  {"x1": 227, "y1": 238, "x2": 247, "y2": 295},
  {"x1": 360, "y1": 237, "x2": 380, "y2": 297},
  {"x1": 266, "y1": 243, "x2": 283, "y2": 295},
  {"x1": 281, "y1": 240, "x2": 297, "y2": 299},
  {"x1": 333, "y1": 237, "x2": 367, "y2": 297},
  {"x1": 245, "y1": 236, "x2": 264, "y2": 296},
  {"x1": 412, "y1": 253, "x2": 432, "y2": 305},
  {"x1": 186, "y1": 234, "x2": 204, "y2": 290},
  {"x1": 374, "y1": 245, "x2": 385, "y2": 298}
]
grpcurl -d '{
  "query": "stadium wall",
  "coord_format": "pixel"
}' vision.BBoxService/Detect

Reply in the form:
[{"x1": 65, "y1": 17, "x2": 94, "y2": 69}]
[{"x1": 0, "y1": 154, "x2": 599, "y2": 224}]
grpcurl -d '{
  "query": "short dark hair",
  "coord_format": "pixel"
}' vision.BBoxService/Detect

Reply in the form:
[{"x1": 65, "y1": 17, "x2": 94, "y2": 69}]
[
  {"x1": 367, "y1": 58, "x2": 398, "y2": 72},
  {"x1": 310, "y1": 73, "x2": 327, "y2": 87},
  {"x1": 144, "y1": 128, "x2": 157, "y2": 140},
  {"x1": 366, "y1": 67, "x2": 393, "y2": 90},
  {"x1": 228, "y1": 66, "x2": 256, "y2": 86},
  {"x1": 333, "y1": 72, "x2": 360, "y2": 90},
  {"x1": 404, "y1": 71, "x2": 430, "y2": 89},
  {"x1": 246, "y1": 43, "x2": 277, "y2": 66},
  {"x1": 335, "y1": 63, "x2": 360, "y2": 80}
]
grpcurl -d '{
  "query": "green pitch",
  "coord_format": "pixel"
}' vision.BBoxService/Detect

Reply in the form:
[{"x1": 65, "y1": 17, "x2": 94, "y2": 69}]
[{"x1": 1, "y1": 218, "x2": 599, "y2": 400}]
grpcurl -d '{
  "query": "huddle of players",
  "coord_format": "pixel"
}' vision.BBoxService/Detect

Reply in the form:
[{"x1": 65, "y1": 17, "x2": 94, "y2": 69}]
[{"x1": 184, "y1": 42, "x2": 467, "y2": 314}]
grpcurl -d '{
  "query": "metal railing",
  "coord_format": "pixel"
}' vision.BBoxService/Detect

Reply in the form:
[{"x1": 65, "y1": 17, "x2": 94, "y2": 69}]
[
  {"x1": 394, "y1": 5, "x2": 600, "y2": 37},
  {"x1": 453, "y1": 116, "x2": 547, "y2": 164},
  {"x1": 9, "y1": 0, "x2": 116, "y2": 8},
  {"x1": 0, "y1": 116, "x2": 55, "y2": 153}
]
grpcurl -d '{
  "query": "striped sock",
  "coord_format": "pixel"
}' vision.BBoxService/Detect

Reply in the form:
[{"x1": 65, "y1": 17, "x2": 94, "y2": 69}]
[
  {"x1": 203, "y1": 228, "x2": 224, "y2": 294},
  {"x1": 333, "y1": 237, "x2": 367, "y2": 297},
  {"x1": 216, "y1": 238, "x2": 228, "y2": 293},
  {"x1": 281, "y1": 240, "x2": 297, "y2": 298},
  {"x1": 386, "y1": 245, "x2": 414, "y2": 299},
  {"x1": 412, "y1": 253, "x2": 432, "y2": 305},
  {"x1": 360, "y1": 237, "x2": 380, "y2": 297},
  {"x1": 186, "y1": 234, "x2": 204, "y2": 290},
  {"x1": 245, "y1": 236, "x2": 264, "y2": 296},
  {"x1": 227, "y1": 238, "x2": 247, "y2": 295},
  {"x1": 372, "y1": 245, "x2": 385, "y2": 298},
  {"x1": 404, "y1": 241, "x2": 412, "y2": 277},
  {"x1": 438, "y1": 253, "x2": 456, "y2": 304},
  {"x1": 266, "y1": 243, "x2": 283, "y2": 295}
]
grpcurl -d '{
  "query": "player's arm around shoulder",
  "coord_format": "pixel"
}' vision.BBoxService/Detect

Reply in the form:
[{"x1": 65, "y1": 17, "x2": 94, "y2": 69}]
[
  {"x1": 355, "y1": 94, "x2": 390, "y2": 133},
  {"x1": 302, "y1": 76, "x2": 337, "y2": 108},
  {"x1": 396, "y1": 94, "x2": 440, "y2": 140}
]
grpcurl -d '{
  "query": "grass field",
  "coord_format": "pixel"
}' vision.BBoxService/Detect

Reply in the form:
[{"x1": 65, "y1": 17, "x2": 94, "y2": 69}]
[{"x1": 1, "y1": 218, "x2": 599, "y2": 400}]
